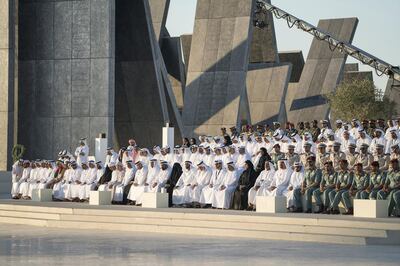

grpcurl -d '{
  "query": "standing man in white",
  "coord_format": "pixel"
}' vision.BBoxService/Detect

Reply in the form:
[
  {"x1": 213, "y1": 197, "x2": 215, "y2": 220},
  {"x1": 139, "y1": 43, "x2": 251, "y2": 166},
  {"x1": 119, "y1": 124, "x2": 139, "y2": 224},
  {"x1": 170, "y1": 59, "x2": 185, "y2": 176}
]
[{"x1": 74, "y1": 138, "x2": 89, "y2": 166}]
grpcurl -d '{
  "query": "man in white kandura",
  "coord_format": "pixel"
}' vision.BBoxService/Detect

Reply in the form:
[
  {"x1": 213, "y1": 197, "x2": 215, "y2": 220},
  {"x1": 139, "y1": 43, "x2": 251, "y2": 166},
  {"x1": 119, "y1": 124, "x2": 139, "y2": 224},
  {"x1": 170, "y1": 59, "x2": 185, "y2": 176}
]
[
  {"x1": 211, "y1": 161, "x2": 239, "y2": 209},
  {"x1": 282, "y1": 162, "x2": 304, "y2": 209},
  {"x1": 78, "y1": 161, "x2": 98, "y2": 201},
  {"x1": 74, "y1": 138, "x2": 89, "y2": 166},
  {"x1": 11, "y1": 160, "x2": 24, "y2": 199},
  {"x1": 146, "y1": 161, "x2": 171, "y2": 193},
  {"x1": 20, "y1": 161, "x2": 39, "y2": 199},
  {"x1": 15, "y1": 161, "x2": 31, "y2": 199},
  {"x1": 98, "y1": 163, "x2": 117, "y2": 191},
  {"x1": 127, "y1": 161, "x2": 148, "y2": 206},
  {"x1": 199, "y1": 160, "x2": 226, "y2": 208},
  {"x1": 66, "y1": 162, "x2": 82, "y2": 201},
  {"x1": 172, "y1": 161, "x2": 197, "y2": 206},
  {"x1": 264, "y1": 159, "x2": 292, "y2": 197},
  {"x1": 189, "y1": 161, "x2": 212, "y2": 207},
  {"x1": 113, "y1": 160, "x2": 136, "y2": 203},
  {"x1": 247, "y1": 161, "x2": 276, "y2": 210}
]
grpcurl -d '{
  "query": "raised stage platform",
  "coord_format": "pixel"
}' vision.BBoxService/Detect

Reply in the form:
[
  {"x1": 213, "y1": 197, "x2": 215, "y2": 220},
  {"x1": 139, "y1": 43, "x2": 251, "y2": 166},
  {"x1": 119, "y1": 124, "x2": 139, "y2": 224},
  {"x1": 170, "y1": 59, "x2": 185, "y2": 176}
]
[{"x1": 0, "y1": 200, "x2": 399, "y2": 246}]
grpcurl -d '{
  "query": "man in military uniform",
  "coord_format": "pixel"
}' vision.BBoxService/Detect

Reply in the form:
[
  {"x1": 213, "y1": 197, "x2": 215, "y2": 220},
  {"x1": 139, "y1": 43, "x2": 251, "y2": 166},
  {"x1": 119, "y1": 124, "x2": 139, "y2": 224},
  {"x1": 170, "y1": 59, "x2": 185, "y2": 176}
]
[
  {"x1": 328, "y1": 159, "x2": 353, "y2": 214},
  {"x1": 373, "y1": 144, "x2": 390, "y2": 171},
  {"x1": 297, "y1": 122, "x2": 306, "y2": 137},
  {"x1": 377, "y1": 159, "x2": 400, "y2": 216},
  {"x1": 341, "y1": 163, "x2": 370, "y2": 215},
  {"x1": 286, "y1": 144, "x2": 300, "y2": 168},
  {"x1": 310, "y1": 120, "x2": 321, "y2": 142},
  {"x1": 330, "y1": 142, "x2": 346, "y2": 171},
  {"x1": 368, "y1": 120, "x2": 377, "y2": 137},
  {"x1": 270, "y1": 143, "x2": 285, "y2": 169},
  {"x1": 294, "y1": 155, "x2": 321, "y2": 213},
  {"x1": 377, "y1": 118, "x2": 387, "y2": 132},
  {"x1": 300, "y1": 142, "x2": 315, "y2": 167},
  {"x1": 345, "y1": 143, "x2": 359, "y2": 170},
  {"x1": 390, "y1": 144, "x2": 400, "y2": 160},
  {"x1": 304, "y1": 121, "x2": 311, "y2": 132},
  {"x1": 316, "y1": 143, "x2": 330, "y2": 169},
  {"x1": 355, "y1": 143, "x2": 373, "y2": 172},
  {"x1": 313, "y1": 161, "x2": 337, "y2": 213},
  {"x1": 367, "y1": 161, "x2": 386, "y2": 199}
]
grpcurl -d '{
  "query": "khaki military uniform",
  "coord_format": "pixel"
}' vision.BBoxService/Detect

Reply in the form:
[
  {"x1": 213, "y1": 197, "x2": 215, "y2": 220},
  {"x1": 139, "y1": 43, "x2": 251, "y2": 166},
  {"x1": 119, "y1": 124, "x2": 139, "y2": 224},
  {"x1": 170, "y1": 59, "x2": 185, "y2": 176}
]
[
  {"x1": 330, "y1": 151, "x2": 347, "y2": 171},
  {"x1": 300, "y1": 152, "x2": 316, "y2": 168},
  {"x1": 346, "y1": 151, "x2": 359, "y2": 170},
  {"x1": 316, "y1": 152, "x2": 330, "y2": 169},
  {"x1": 355, "y1": 153, "x2": 373, "y2": 172},
  {"x1": 286, "y1": 153, "x2": 300, "y2": 168},
  {"x1": 374, "y1": 154, "x2": 390, "y2": 171}
]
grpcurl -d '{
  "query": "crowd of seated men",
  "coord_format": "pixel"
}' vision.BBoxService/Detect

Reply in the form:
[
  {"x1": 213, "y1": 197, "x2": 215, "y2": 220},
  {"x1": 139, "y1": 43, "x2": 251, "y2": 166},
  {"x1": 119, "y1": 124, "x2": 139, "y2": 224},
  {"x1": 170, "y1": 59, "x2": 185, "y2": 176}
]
[{"x1": 10, "y1": 118, "x2": 400, "y2": 217}]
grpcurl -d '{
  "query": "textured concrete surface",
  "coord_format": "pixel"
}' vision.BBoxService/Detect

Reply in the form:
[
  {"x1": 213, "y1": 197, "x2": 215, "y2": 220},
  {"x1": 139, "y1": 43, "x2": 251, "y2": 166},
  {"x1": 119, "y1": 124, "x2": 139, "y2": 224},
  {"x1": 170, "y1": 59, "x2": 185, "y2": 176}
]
[
  {"x1": 285, "y1": 83, "x2": 298, "y2": 120},
  {"x1": 161, "y1": 37, "x2": 186, "y2": 112},
  {"x1": 246, "y1": 63, "x2": 291, "y2": 125},
  {"x1": 180, "y1": 34, "x2": 192, "y2": 75},
  {"x1": 0, "y1": 172, "x2": 11, "y2": 196},
  {"x1": 1, "y1": 224, "x2": 400, "y2": 266},
  {"x1": 279, "y1": 51, "x2": 305, "y2": 83},
  {"x1": 148, "y1": 0, "x2": 170, "y2": 42},
  {"x1": 287, "y1": 18, "x2": 358, "y2": 123},
  {"x1": 183, "y1": 0, "x2": 255, "y2": 136},
  {"x1": 249, "y1": 0, "x2": 278, "y2": 63},
  {"x1": 385, "y1": 78, "x2": 400, "y2": 115},
  {"x1": 0, "y1": 0, "x2": 15, "y2": 171},
  {"x1": 17, "y1": 0, "x2": 115, "y2": 160},
  {"x1": 115, "y1": 0, "x2": 182, "y2": 148},
  {"x1": 344, "y1": 63, "x2": 359, "y2": 72},
  {"x1": 343, "y1": 71, "x2": 373, "y2": 82}
]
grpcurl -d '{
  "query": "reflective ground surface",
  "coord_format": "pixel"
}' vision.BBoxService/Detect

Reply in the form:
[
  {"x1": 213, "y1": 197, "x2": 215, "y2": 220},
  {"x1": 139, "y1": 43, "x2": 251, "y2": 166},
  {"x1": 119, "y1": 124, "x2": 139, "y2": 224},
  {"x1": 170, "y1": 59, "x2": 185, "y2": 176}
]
[{"x1": 0, "y1": 224, "x2": 399, "y2": 266}]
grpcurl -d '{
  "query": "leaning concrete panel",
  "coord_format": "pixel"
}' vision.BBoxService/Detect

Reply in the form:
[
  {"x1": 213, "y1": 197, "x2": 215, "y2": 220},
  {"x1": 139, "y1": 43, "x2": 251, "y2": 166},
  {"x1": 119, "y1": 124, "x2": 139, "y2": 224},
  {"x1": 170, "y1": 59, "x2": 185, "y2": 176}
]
[
  {"x1": 18, "y1": 0, "x2": 115, "y2": 160},
  {"x1": 246, "y1": 63, "x2": 291, "y2": 125},
  {"x1": 180, "y1": 34, "x2": 192, "y2": 75},
  {"x1": 115, "y1": 0, "x2": 181, "y2": 149},
  {"x1": 385, "y1": 78, "x2": 400, "y2": 115},
  {"x1": 279, "y1": 51, "x2": 305, "y2": 83},
  {"x1": 249, "y1": 0, "x2": 278, "y2": 63},
  {"x1": 161, "y1": 37, "x2": 186, "y2": 112},
  {"x1": 343, "y1": 71, "x2": 373, "y2": 83},
  {"x1": 183, "y1": 0, "x2": 254, "y2": 137},
  {"x1": 148, "y1": 0, "x2": 170, "y2": 41},
  {"x1": 287, "y1": 18, "x2": 358, "y2": 123},
  {"x1": 344, "y1": 63, "x2": 359, "y2": 72}
]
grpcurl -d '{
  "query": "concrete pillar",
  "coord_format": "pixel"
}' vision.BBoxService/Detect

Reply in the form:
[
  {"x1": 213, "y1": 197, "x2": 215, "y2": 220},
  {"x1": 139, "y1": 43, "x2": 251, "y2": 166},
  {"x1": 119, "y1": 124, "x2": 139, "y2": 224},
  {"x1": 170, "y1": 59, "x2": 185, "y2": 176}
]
[{"x1": 0, "y1": 0, "x2": 15, "y2": 170}]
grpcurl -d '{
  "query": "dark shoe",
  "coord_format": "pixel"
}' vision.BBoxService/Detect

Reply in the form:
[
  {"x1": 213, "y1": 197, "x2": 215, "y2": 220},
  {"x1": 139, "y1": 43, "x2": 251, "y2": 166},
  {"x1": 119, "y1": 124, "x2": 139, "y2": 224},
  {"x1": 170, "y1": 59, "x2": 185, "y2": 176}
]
[
  {"x1": 343, "y1": 208, "x2": 353, "y2": 215},
  {"x1": 304, "y1": 209, "x2": 312, "y2": 213},
  {"x1": 330, "y1": 209, "x2": 340, "y2": 215},
  {"x1": 314, "y1": 205, "x2": 323, "y2": 213},
  {"x1": 294, "y1": 207, "x2": 303, "y2": 213},
  {"x1": 322, "y1": 208, "x2": 331, "y2": 214}
]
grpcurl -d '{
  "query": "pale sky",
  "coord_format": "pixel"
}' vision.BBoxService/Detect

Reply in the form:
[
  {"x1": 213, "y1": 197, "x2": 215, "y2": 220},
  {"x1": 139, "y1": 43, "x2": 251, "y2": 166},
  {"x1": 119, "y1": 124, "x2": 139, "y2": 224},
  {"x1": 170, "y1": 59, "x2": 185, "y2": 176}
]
[{"x1": 166, "y1": 0, "x2": 400, "y2": 91}]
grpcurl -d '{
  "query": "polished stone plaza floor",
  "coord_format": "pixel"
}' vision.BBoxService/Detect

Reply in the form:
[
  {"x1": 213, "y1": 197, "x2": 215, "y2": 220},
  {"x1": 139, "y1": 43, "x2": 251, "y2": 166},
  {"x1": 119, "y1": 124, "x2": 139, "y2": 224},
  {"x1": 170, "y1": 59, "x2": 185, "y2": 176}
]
[{"x1": 0, "y1": 224, "x2": 399, "y2": 266}]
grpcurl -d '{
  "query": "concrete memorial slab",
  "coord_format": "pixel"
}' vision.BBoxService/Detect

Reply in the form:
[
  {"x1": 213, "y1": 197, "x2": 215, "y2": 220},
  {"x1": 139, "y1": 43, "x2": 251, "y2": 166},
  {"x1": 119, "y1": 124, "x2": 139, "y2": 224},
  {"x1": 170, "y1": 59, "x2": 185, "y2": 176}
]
[
  {"x1": 182, "y1": 0, "x2": 256, "y2": 136},
  {"x1": 279, "y1": 51, "x2": 305, "y2": 83},
  {"x1": 18, "y1": 0, "x2": 115, "y2": 160},
  {"x1": 114, "y1": 0, "x2": 182, "y2": 149},
  {"x1": 246, "y1": 63, "x2": 291, "y2": 125},
  {"x1": 287, "y1": 18, "x2": 359, "y2": 124}
]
